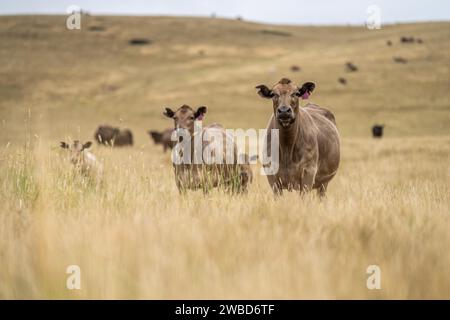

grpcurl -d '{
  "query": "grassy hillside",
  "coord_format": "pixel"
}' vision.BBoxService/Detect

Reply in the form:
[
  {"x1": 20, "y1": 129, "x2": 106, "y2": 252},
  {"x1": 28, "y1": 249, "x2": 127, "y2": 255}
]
[
  {"x1": 0, "y1": 16, "x2": 449, "y2": 299},
  {"x1": 0, "y1": 16, "x2": 449, "y2": 144}
]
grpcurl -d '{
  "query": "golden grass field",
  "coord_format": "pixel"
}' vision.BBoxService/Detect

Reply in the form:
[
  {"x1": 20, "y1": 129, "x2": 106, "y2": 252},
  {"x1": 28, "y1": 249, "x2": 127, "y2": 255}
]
[{"x1": 0, "y1": 16, "x2": 449, "y2": 299}]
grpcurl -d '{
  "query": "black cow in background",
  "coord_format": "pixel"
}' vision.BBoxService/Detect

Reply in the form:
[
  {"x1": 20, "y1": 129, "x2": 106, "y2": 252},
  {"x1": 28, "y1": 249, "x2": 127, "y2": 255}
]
[{"x1": 372, "y1": 124, "x2": 385, "y2": 138}]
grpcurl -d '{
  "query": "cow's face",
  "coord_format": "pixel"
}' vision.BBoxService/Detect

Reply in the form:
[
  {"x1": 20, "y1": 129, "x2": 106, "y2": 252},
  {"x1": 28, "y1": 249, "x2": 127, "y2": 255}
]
[
  {"x1": 256, "y1": 78, "x2": 315, "y2": 128},
  {"x1": 163, "y1": 105, "x2": 207, "y2": 135},
  {"x1": 60, "y1": 140, "x2": 92, "y2": 164}
]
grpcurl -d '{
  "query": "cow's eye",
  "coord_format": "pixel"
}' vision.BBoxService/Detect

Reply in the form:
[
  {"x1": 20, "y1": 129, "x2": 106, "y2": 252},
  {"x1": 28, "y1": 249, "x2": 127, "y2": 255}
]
[{"x1": 189, "y1": 116, "x2": 195, "y2": 120}]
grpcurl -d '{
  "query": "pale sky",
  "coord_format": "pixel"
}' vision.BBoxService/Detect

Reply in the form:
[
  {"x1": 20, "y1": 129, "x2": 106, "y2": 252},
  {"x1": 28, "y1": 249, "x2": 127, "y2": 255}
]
[{"x1": 1, "y1": 0, "x2": 449, "y2": 25}]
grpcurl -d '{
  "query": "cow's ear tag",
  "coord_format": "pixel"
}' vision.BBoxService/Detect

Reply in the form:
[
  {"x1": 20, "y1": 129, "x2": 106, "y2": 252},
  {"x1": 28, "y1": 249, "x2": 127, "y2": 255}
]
[{"x1": 301, "y1": 92, "x2": 310, "y2": 100}]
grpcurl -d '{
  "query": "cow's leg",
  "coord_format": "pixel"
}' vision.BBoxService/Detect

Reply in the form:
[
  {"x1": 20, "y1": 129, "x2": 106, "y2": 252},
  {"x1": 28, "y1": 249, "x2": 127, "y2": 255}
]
[
  {"x1": 267, "y1": 175, "x2": 283, "y2": 197},
  {"x1": 317, "y1": 182, "x2": 328, "y2": 199},
  {"x1": 301, "y1": 166, "x2": 317, "y2": 194},
  {"x1": 175, "y1": 177, "x2": 188, "y2": 195},
  {"x1": 271, "y1": 181, "x2": 283, "y2": 197}
]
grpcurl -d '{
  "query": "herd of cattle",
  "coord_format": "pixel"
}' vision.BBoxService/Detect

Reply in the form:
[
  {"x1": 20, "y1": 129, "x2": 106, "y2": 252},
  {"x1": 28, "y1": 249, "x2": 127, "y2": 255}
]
[
  {"x1": 335, "y1": 36, "x2": 424, "y2": 86},
  {"x1": 60, "y1": 34, "x2": 425, "y2": 194},
  {"x1": 60, "y1": 78, "x2": 343, "y2": 196}
]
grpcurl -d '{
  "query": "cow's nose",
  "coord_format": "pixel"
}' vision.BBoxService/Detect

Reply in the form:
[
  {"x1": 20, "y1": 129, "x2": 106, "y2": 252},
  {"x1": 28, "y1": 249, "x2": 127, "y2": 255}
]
[{"x1": 277, "y1": 106, "x2": 292, "y2": 115}]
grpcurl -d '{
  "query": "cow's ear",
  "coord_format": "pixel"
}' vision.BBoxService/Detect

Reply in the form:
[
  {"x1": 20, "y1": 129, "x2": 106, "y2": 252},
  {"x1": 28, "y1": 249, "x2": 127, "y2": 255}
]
[
  {"x1": 60, "y1": 141, "x2": 69, "y2": 149},
  {"x1": 296, "y1": 82, "x2": 315, "y2": 99},
  {"x1": 255, "y1": 85, "x2": 274, "y2": 99},
  {"x1": 194, "y1": 106, "x2": 207, "y2": 120},
  {"x1": 163, "y1": 107, "x2": 175, "y2": 118},
  {"x1": 83, "y1": 141, "x2": 92, "y2": 150}
]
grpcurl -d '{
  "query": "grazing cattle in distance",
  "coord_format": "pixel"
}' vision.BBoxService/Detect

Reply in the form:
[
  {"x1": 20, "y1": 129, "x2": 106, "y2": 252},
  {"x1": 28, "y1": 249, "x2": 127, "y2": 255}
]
[
  {"x1": 60, "y1": 140, "x2": 103, "y2": 180},
  {"x1": 400, "y1": 36, "x2": 415, "y2": 43},
  {"x1": 255, "y1": 78, "x2": 340, "y2": 197},
  {"x1": 260, "y1": 29, "x2": 292, "y2": 37},
  {"x1": 393, "y1": 56, "x2": 408, "y2": 64},
  {"x1": 94, "y1": 125, "x2": 133, "y2": 146},
  {"x1": 128, "y1": 38, "x2": 151, "y2": 46},
  {"x1": 372, "y1": 124, "x2": 384, "y2": 138},
  {"x1": 88, "y1": 26, "x2": 105, "y2": 32},
  {"x1": 338, "y1": 77, "x2": 347, "y2": 85},
  {"x1": 148, "y1": 128, "x2": 175, "y2": 152},
  {"x1": 386, "y1": 40, "x2": 392, "y2": 46},
  {"x1": 400, "y1": 36, "x2": 423, "y2": 44},
  {"x1": 163, "y1": 105, "x2": 252, "y2": 193},
  {"x1": 290, "y1": 65, "x2": 301, "y2": 72},
  {"x1": 345, "y1": 62, "x2": 358, "y2": 72}
]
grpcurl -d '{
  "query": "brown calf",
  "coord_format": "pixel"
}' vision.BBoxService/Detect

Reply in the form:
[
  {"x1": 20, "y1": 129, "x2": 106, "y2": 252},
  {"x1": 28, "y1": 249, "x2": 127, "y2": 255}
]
[
  {"x1": 163, "y1": 105, "x2": 251, "y2": 193},
  {"x1": 60, "y1": 140, "x2": 103, "y2": 180}
]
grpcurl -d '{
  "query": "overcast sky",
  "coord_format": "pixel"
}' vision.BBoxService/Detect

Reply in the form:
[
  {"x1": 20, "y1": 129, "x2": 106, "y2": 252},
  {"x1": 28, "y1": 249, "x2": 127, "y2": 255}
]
[{"x1": 1, "y1": 0, "x2": 449, "y2": 25}]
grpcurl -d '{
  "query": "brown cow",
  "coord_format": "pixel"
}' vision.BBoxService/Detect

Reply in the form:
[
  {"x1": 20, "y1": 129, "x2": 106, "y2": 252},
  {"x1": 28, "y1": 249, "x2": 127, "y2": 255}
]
[
  {"x1": 255, "y1": 78, "x2": 340, "y2": 197},
  {"x1": 163, "y1": 105, "x2": 251, "y2": 193},
  {"x1": 148, "y1": 128, "x2": 175, "y2": 152}
]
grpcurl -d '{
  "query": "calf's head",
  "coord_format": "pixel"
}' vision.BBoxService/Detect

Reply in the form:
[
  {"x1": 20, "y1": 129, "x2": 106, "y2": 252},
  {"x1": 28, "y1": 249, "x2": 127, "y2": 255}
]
[
  {"x1": 163, "y1": 105, "x2": 207, "y2": 135},
  {"x1": 256, "y1": 78, "x2": 315, "y2": 128},
  {"x1": 60, "y1": 140, "x2": 92, "y2": 164}
]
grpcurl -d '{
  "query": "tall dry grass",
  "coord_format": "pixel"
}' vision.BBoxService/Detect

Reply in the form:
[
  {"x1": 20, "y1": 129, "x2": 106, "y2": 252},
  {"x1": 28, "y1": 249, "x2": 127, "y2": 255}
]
[
  {"x1": 0, "y1": 135, "x2": 449, "y2": 299},
  {"x1": 0, "y1": 16, "x2": 449, "y2": 299}
]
